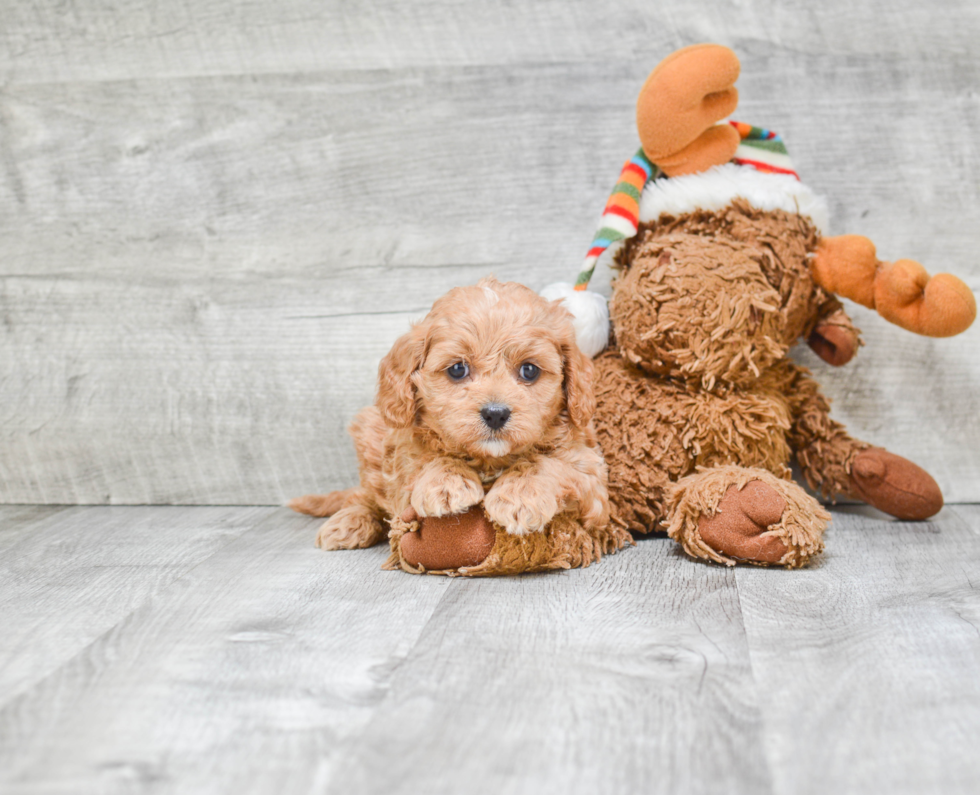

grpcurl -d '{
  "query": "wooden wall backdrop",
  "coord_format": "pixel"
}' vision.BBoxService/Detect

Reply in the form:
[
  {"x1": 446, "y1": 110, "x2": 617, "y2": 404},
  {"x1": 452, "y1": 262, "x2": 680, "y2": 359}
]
[{"x1": 1, "y1": 1, "x2": 978, "y2": 505}]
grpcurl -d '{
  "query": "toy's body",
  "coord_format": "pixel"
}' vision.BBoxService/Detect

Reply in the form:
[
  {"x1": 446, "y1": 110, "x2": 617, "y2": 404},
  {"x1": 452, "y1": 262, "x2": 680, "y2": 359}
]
[
  {"x1": 548, "y1": 44, "x2": 976, "y2": 567},
  {"x1": 594, "y1": 201, "x2": 925, "y2": 566}
]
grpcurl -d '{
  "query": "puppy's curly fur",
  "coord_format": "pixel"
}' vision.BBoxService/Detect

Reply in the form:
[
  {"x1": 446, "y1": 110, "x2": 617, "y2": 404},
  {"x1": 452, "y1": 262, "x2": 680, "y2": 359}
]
[{"x1": 291, "y1": 278, "x2": 626, "y2": 572}]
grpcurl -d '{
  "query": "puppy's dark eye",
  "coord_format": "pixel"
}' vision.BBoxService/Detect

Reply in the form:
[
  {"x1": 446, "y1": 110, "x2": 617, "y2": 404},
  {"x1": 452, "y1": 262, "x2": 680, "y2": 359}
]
[
  {"x1": 518, "y1": 363, "x2": 540, "y2": 382},
  {"x1": 446, "y1": 362, "x2": 469, "y2": 381}
]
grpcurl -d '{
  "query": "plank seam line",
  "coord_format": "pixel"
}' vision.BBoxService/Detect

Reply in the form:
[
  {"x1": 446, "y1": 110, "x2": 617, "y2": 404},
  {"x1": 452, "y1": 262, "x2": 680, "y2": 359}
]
[
  {"x1": 732, "y1": 568, "x2": 779, "y2": 795},
  {"x1": 362, "y1": 575, "x2": 456, "y2": 683},
  {"x1": 0, "y1": 506, "x2": 279, "y2": 712},
  {"x1": 314, "y1": 576, "x2": 458, "y2": 768},
  {"x1": 286, "y1": 307, "x2": 429, "y2": 320}
]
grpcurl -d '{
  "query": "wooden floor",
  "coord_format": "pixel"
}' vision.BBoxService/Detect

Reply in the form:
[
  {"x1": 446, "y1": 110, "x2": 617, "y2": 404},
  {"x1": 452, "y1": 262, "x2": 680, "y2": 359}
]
[{"x1": 1, "y1": 505, "x2": 978, "y2": 794}]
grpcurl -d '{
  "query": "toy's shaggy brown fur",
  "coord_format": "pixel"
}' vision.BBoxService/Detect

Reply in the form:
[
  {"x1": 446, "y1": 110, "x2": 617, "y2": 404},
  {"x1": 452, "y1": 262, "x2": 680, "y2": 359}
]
[
  {"x1": 583, "y1": 42, "x2": 976, "y2": 569},
  {"x1": 291, "y1": 278, "x2": 631, "y2": 575},
  {"x1": 597, "y1": 201, "x2": 863, "y2": 534},
  {"x1": 611, "y1": 203, "x2": 831, "y2": 387},
  {"x1": 574, "y1": 42, "x2": 979, "y2": 569},
  {"x1": 594, "y1": 198, "x2": 945, "y2": 566}
]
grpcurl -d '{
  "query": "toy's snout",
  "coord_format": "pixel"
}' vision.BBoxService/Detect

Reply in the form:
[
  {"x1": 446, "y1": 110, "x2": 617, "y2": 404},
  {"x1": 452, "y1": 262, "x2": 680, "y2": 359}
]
[{"x1": 807, "y1": 309, "x2": 861, "y2": 367}]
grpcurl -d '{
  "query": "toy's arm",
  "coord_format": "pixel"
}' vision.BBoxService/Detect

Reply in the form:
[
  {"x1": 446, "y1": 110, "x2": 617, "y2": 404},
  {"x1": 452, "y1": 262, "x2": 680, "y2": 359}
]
[
  {"x1": 784, "y1": 363, "x2": 943, "y2": 519},
  {"x1": 807, "y1": 302, "x2": 862, "y2": 367},
  {"x1": 812, "y1": 235, "x2": 976, "y2": 337}
]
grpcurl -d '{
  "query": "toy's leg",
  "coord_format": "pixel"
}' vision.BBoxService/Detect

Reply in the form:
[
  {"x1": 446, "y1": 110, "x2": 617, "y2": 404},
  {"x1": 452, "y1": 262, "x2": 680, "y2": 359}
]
[
  {"x1": 785, "y1": 364, "x2": 943, "y2": 520},
  {"x1": 665, "y1": 465, "x2": 828, "y2": 568},
  {"x1": 592, "y1": 350, "x2": 694, "y2": 534},
  {"x1": 783, "y1": 364, "x2": 866, "y2": 500},
  {"x1": 846, "y1": 448, "x2": 943, "y2": 521},
  {"x1": 462, "y1": 512, "x2": 631, "y2": 577},
  {"x1": 387, "y1": 506, "x2": 631, "y2": 577},
  {"x1": 603, "y1": 447, "x2": 678, "y2": 535}
]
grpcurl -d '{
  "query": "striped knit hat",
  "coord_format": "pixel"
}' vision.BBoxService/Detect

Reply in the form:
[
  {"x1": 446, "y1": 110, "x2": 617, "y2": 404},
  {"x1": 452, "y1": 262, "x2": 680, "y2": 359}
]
[{"x1": 573, "y1": 121, "x2": 796, "y2": 291}]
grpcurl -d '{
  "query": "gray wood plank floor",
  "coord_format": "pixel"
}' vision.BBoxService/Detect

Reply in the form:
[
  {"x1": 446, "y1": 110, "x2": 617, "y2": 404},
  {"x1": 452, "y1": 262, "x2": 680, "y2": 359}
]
[{"x1": 1, "y1": 505, "x2": 978, "y2": 794}]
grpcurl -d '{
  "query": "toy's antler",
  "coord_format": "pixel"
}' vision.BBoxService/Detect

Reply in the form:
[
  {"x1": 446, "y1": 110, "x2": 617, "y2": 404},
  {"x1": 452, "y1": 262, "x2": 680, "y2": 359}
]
[
  {"x1": 812, "y1": 235, "x2": 976, "y2": 337},
  {"x1": 636, "y1": 44, "x2": 741, "y2": 177}
]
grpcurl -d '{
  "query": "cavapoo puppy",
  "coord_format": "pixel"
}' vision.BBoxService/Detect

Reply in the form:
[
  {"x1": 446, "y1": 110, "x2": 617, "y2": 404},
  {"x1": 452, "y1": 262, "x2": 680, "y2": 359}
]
[{"x1": 290, "y1": 277, "x2": 631, "y2": 576}]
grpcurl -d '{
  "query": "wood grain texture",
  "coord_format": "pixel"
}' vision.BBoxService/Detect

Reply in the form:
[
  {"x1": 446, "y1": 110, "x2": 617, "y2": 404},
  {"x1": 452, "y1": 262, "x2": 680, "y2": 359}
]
[
  {"x1": 3, "y1": 0, "x2": 978, "y2": 82},
  {"x1": 0, "y1": 508, "x2": 452, "y2": 794},
  {"x1": 0, "y1": 506, "x2": 275, "y2": 705},
  {"x1": 951, "y1": 504, "x2": 980, "y2": 535},
  {"x1": 0, "y1": 505, "x2": 71, "y2": 542},
  {"x1": 324, "y1": 540, "x2": 768, "y2": 795},
  {"x1": 1, "y1": 2, "x2": 978, "y2": 503},
  {"x1": 1, "y1": 506, "x2": 978, "y2": 793},
  {"x1": 735, "y1": 506, "x2": 980, "y2": 795}
]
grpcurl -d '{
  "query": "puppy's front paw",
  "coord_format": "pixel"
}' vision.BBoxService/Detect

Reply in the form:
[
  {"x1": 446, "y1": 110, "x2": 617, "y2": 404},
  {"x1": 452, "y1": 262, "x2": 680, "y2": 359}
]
[
  {"x1": 484, "y1": 477, "x2": 559, "y2": 536},
  {"x1": 411, "y1": 467, "x2": 484, "y2": 518}
]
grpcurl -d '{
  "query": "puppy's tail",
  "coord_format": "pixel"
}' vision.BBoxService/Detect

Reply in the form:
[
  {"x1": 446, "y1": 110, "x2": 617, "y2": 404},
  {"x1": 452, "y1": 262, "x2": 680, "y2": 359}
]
[{"x1": 287, "y1": 489, "x2": 356, "y2": 517}]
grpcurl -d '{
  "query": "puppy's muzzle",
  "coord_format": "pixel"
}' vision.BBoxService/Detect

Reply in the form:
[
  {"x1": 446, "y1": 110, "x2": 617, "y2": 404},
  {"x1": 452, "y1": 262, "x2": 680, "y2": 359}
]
[{"x1": 480, "y1": 403, "x2": 511, "y2": 431}]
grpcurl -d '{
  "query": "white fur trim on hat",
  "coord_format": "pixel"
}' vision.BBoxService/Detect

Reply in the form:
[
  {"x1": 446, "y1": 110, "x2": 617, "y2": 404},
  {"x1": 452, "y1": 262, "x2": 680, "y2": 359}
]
[
  {"x1": 539, "y1": 282, "x2": 610, "y2": 359},
  {"x1": 638, "y1": 162, "x2": 829, "y2": 233}
]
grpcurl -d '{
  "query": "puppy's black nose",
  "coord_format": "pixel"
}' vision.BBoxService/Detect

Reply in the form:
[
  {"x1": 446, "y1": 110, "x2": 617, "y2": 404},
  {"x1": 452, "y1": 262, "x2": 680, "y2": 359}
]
[{"x1": 480, "y1": 404, "x2": 511, "y2": 430}]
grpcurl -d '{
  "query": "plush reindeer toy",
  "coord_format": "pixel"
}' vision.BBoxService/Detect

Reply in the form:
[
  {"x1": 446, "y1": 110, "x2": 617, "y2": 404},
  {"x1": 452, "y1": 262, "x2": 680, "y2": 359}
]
[{"x1": 544, "y1": 43, "x2": 977, "y2": 568}]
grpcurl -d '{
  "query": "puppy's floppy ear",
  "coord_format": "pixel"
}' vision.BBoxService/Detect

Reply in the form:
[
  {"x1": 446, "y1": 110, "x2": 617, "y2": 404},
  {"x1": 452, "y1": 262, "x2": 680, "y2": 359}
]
[
  {"x1": 562, "y1": 341, "x2": 596, "y2": 429},
  {"x1": 376, "y1": 323, "x2": 427, "y2": 428}
]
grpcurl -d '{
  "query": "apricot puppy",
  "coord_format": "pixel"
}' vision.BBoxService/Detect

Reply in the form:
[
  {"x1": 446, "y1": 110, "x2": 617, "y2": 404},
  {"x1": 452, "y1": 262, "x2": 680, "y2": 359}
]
[{"x1": 290, "y1": 277, "x2": 630, "y2": 576}]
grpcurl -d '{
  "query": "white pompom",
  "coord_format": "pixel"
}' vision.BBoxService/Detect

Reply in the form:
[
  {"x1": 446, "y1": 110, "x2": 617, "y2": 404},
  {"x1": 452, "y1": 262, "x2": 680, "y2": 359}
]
[{"x1": 539, "y1": 282, "x2": 610, "y2": 358}]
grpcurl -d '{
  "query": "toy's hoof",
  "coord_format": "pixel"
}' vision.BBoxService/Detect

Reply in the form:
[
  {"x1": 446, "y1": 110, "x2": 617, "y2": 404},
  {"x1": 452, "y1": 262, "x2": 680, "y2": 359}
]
[
  {"x1": 399, "y1": 505, "x2": 496, "y2": 570},
  {"x1": 697, "y1": 480, "x2": 789, "y2": 564},
  {"x1": 807, "y1": 315, "x2": 859, "y2": 367},
  {"x1": 849, "y1": 448, "x2": 943, "y2": 520}
]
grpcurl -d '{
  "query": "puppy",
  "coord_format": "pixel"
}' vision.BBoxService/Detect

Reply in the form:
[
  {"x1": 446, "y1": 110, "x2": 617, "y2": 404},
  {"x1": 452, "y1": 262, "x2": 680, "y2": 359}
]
[{"x1": 290, "y1": 277, "x2": 619, "y2": 572}]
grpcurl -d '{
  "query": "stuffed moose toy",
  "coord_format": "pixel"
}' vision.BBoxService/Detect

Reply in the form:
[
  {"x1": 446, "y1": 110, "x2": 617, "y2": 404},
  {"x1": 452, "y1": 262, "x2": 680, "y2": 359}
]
[{"x1": 544, "y1": 43, "x2": 976, "y2": 568}]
